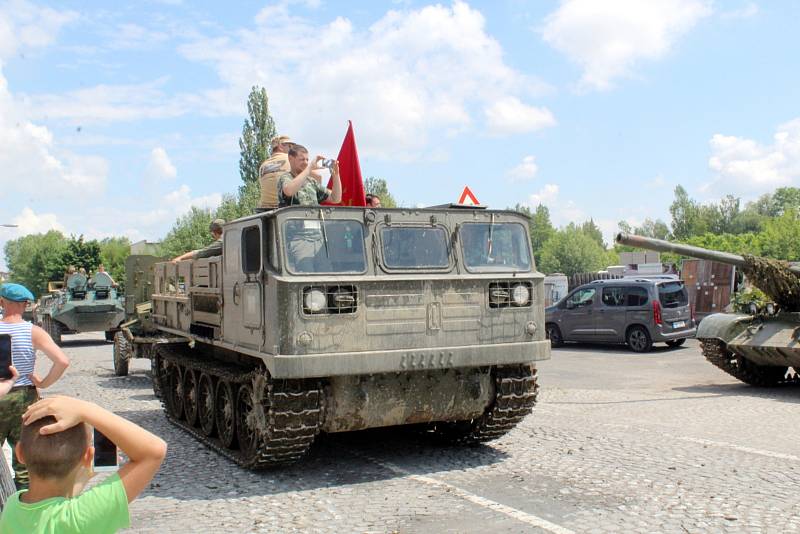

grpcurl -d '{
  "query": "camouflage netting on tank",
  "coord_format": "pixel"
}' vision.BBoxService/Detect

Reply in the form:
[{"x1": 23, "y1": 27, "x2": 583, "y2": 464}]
[{"x1": 742, "y1": 255, "x2": 800, "y2": 311}]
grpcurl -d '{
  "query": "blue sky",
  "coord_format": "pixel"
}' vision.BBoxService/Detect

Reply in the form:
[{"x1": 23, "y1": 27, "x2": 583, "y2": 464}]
[{"x1": 1, "y1": 0, "x2": 799, "y2": 269}]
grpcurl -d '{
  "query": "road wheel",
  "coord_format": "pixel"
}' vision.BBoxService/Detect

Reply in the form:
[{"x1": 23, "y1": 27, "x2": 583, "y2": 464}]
[
  {"x1": 236, "y1": 384, "x2": 259, "y2": 460},
  {"x1": 198, "y1": 373, "x2": 216, "y2": 437},
  {"x1": 545, "y1": 323, "x2": 564, "y2": 347},
  {"x1": 151, "y1": 351, "x2": 169, "y2": 399},
  {"x1": 112, "y1": 332, "x2": 130, "y2": 376},
  {"x1": 666, "y1": 338, "x2": 686, "y2": 348},
  {"x1": 627, "y1": 326, "x2": 653, "y2": 353},
  {"x1": 166, "y1": 364, "x2": 184, "y2": 420},
  {"x1": 183, "y1": 369, "x2": 199, "y2": 427},
  {"x1": 215, "y1": 379, "x2": 237, "y2": 449}
]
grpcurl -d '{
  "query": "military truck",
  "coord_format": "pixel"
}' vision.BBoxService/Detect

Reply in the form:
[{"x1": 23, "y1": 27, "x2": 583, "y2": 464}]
[
  {"x1": 36, "y1": 272, "x2": 125, "y2": 345},
  {"x1": 117, "y1": 205, "x2": 550, "y2": 468},
  {"x1": 616, "y1": 233, "x2": 800, "y2": 386}
]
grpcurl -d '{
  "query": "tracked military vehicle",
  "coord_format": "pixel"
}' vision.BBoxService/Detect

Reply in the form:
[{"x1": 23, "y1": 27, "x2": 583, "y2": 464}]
[
  {"x1": 36, "y1": 272, "x2": 125, "y2": 345},
  {"x1": 616, "y1": 233, "x2": 800, "y2": 386},
  {"x1": 118, "y1": 205, "x2": 550, "y2": 468}
]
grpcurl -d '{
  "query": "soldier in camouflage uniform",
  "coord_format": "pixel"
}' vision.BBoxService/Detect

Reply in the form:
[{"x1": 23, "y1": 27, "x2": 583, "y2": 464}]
[{"x1": 278, "y1": 144, "x2": 342, "y2": 271}]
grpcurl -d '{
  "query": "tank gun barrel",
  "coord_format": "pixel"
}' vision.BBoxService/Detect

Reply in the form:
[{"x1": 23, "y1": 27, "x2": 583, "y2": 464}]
[
  {"x1": 615, "y1": 233, "x2": 749, "y2": 268},
  {"x1": 616, "y1": 233, "x2": 800, "y2": 275}
]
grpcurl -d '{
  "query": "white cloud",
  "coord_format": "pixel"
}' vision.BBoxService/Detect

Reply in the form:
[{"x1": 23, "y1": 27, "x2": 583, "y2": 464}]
[
  {"x1": 485, "y1": 97, "x2": 556, "y2": 136},
  {"x1": 647, "y1": 175, "x2": 667, "y2": 188},
  {"x1": 108, "y1": 23, "x2": 169, "y2": 49},
  {"x1": 12, "y1": 207, "x2": 64, "y2": 235},
  {"x1": 541, "y1": 0, "x2": 712, "y2": 91},
  {"x1": 508, "y1": 155, "x2": 539, "y2": 182},
  {"x1": 175, "y1": 1, "x2": 553, "y2": 159},
  {"x1": 147, "y1": 147, "x2": 177, "y2": 180},
  {"x1": 0, "y1": 0, "x2": 77, "y2": 62},
  {"x1": 720, "y1": 3, "x2": 758, "y2": 19},
  {"x1": 706, "y1": 118, "x2": 800, "y2": 196},
  {"x1": 0, "y1": 67, "x2": 109, "y2": 198},
  {"x1": 528, "y1": 183, "x2": 560, "y2": 206},
  {"x1": 22, "y1": 77, "x2": 188, "y2": 124}
]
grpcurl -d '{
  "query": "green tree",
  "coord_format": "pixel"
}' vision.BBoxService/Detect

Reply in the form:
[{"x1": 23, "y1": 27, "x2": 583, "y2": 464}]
[
  {"x1": 759, "y1": 210, "x2": 800, "y2": 260},
  {"x1": 159, "y1": 207, "x2": 215, "y2": 259},
  {"x1": 61, "y1": 235, "x2": 103, "y2": 274},
  {"x1": 238, "y1": 86, "x2": 277, "y2": 188},
  {"x1": 99, "y1": 237, "x2": 131, "y2": 290},
  {"x1": 579, "y1": 219, "x2": 605, "y2": 247},
  {"x1": 538, "y1": 225, "x2": 609, "y2": 276},
  {"x1": 4, "y1": 231, "x2": 68, "y2": 297},
  {"x1": 364, "y1": 177, "x2": 398, "y2": 208},
  {"x1": 513, "y1": 203, "x2": 555, "y2": 266},
  {"x1": 669, "y1": 185, "x2": 707, "y2": 239}
]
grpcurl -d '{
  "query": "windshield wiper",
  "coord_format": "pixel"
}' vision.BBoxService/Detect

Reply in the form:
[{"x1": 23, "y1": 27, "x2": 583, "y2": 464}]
[{"x1": 319, "y1": 210, "x2": 330, "y2": 258}]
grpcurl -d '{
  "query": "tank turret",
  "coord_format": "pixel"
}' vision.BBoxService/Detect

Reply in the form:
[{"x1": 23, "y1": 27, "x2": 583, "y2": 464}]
[
  {"x1": 615, "y1": 233, "x2": 800, "y2": 311},
  {"x1": 615, "y1": 233, "x2": 800, "y2": 387}
]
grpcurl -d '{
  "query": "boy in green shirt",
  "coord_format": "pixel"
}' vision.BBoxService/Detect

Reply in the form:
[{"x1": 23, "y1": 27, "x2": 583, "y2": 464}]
[{"x1": 0, "y1": 396, "x2": 167, "y2": 533}]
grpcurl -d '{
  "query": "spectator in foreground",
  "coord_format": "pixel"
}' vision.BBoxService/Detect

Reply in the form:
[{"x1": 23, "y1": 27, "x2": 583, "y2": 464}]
[
  {"x1": 0, "y1": 283, "x2": 70, "y2": 491},
  {"x1": 0, "y1": 366, "x2": 19, "y2": 397},
  {"x1": 0, "y1": 396, "x2": 167, "y2": 533}
]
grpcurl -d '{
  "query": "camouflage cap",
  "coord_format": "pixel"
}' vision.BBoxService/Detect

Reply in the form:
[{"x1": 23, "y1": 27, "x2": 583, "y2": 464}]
[{"x1": 270, "y1": 135, "x2": 291, "y2": 150}]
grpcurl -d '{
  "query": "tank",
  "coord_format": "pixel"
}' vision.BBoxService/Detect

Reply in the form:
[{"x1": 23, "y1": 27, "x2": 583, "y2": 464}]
[
  {"x1": 120, "y1": 206, "x2": 551, "y2": 468},
  {"x1": 35, "y1": 271, "x2": 126, "y2": 345},
  {"x1": 616, "y1": 232, "x2": 800, "y2": 386}
]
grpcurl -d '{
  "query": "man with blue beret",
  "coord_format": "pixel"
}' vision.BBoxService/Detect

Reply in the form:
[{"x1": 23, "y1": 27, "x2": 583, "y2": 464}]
[{"x1": 0, "y1": 283, "x2": 70, "y2": 490}]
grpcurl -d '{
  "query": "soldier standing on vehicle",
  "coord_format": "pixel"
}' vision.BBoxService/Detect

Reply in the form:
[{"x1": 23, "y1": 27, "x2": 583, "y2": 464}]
[
  {"x1": 171, "y1": 219, "x2": 225, "y2": 263},
  {"x1": 257, "y1": 135, "x2": 293, "y2": 212},
  {"x1": 0, "y1": 283, "x2": 70, "y2": 490},
  {"x1": 278, "y1": 144, "x2": 342, "y2": 207}
]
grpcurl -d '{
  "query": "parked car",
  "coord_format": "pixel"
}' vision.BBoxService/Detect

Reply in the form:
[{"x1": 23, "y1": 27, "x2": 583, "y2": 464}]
[{"x1": 545, "y1": 278, "x2": 696, "y2": 352}]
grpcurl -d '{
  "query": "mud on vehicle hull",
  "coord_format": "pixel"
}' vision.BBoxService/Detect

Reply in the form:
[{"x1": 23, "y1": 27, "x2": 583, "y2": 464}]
[{"x1": 152, "y1": 343, "x2": 539, "y2": 467}]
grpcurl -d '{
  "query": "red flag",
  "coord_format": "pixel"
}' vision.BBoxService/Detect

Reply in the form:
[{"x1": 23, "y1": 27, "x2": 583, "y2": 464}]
[{"x1": 324, "y1": 121, "x2": 366, "y2": 206}]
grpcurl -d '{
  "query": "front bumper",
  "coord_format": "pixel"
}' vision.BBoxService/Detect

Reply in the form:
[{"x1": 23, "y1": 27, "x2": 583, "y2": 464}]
[{"x1": 264, "y1": 339, "x2": 551, "y2": 379}]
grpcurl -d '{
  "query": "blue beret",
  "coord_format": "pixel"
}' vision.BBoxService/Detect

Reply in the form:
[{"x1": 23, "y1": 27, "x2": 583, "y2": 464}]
[{"x1": 0, "y1": 283, "x2": 35, "y2": 302}]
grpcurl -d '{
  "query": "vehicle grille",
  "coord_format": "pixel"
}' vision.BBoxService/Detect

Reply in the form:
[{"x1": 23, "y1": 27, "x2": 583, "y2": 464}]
[
  {"x1": 488, "y1": 281, "x2": 533, "y2": 308},
  {"x1": 302, "y1": 285, "x2": 358, "y2": 315}
]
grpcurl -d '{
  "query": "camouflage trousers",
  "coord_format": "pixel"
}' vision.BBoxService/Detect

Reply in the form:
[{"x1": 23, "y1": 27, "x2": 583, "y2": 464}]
[{"x1": 0, "y1": 387, "x2": 38, "y2": 490}]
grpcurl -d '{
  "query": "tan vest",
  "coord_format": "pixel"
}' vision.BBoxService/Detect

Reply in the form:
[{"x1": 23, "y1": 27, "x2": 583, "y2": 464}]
[{"x1": 258, "y1": 153, "x2": 291, "y2": 208}]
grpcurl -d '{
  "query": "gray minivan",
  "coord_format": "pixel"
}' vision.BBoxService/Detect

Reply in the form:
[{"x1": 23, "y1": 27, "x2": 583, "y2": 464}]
[{"x1": 544, "y1": 278, "x2": 696, "y2": 352}]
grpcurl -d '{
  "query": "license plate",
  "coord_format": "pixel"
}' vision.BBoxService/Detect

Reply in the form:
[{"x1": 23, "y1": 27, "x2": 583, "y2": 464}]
[{"x1": 673, "y1": 321, "x2": 685, "y2": 329}]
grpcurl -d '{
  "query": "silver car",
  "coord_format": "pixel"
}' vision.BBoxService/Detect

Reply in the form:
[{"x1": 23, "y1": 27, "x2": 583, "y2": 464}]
[{"x1": 545, "y1": 278, "x2": 696, "y2": 352}]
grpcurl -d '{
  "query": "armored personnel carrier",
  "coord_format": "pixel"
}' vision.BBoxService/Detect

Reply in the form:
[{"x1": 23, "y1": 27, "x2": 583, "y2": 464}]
[
  {"x1": 36, "y1": 272, "x2": 125, "y2": 345},
  {"x1": 118, "y1": 205, "x2": 550, "y2": 468},
  {"x1": 616, "y1": 233, "x2": 800, "y2": 386}
]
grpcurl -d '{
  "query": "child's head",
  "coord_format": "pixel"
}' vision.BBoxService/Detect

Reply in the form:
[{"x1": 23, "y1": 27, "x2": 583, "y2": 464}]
[{"x1": 18, "y1": 416, "x2": 90, "y2": 479}]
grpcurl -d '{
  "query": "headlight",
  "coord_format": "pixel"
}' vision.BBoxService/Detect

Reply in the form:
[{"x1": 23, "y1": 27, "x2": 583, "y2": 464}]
[
  {"x1": 766, "y1": 302, "x2": 776, "y2": 315},
  {"x1": 512, "y1": 284, "x2": 530, "y2": 306},
  {"x1": 304, "y1": 288, "x2": 327, "y2": 313},
  {"x1": 748, "y1": 302, "x2": 758, "y2": 315}
]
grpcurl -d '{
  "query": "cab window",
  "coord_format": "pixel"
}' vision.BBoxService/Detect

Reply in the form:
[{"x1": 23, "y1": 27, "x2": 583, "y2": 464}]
[
  {"x1": 381, "y1": 226, "x2": 449, "y2": 269},
  {"x1": 601, "y1": 287, "x2": 625, "y2": 307},
  {"x1": 626, "y1": 287, "x2": 649, "y2": 306},
  {"x1": 283, "y1": 219, "x2": 366, "y2": 274},
  {"x1": 459, "y1": 223, "x2": 531, "y2": 273},
  {"x1": 565, "y1": 288, "x2": 595, "y2": 309}
]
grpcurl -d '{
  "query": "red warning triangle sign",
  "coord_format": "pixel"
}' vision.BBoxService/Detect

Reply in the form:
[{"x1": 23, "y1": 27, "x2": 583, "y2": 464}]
[{"x1": 457, "y1": 186, "x2": 479, "y2": 206}]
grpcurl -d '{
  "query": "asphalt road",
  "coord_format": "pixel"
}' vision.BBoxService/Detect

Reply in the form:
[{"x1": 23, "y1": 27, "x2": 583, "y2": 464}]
[{"x1": 22, "y1": 334, "x2": 800, "y2": 533}]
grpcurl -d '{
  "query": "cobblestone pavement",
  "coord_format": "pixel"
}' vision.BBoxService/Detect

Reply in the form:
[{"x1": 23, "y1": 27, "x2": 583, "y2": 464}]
[{"x1": 23, "y1": 334, "x2": 800, "y2": 533}]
